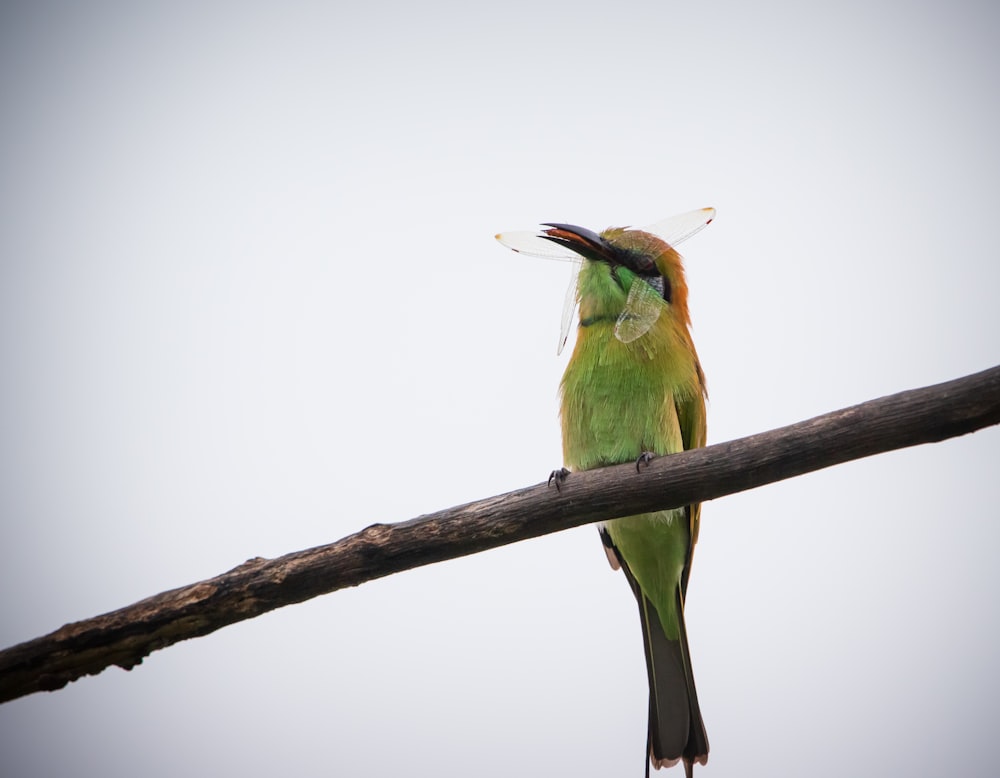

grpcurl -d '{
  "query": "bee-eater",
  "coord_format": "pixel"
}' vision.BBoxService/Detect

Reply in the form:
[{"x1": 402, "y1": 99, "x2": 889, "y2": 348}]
[{"x1": 497, "y1": 209, "x2": 713, "y2": 776}]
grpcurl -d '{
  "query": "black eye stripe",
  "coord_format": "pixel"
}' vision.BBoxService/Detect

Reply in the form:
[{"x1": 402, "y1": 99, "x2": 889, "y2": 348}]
[{"x1": 620, "y1": 249, "x2": 659, "y2": 276}]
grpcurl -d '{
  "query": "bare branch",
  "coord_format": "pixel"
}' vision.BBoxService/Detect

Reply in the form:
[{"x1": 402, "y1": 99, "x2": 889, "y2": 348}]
[{"x1": 2, "y1": 364, "x2": 998, "y2": 704}]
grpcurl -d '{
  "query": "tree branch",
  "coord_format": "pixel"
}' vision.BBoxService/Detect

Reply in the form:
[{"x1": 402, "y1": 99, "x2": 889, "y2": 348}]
[{"x1": 2, "y1": 364, "x2": 999, "y2": 704}]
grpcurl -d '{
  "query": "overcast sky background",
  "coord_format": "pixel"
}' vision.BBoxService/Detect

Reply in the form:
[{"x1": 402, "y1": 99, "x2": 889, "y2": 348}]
[{"x1": 1, "y1": 2, "x2": 998, "y2": 776}]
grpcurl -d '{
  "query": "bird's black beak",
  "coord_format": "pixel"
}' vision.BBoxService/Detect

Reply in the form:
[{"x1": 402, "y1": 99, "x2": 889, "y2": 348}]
[{"x1": 539, "y1": 223, "x2": 617, "y2": 266}]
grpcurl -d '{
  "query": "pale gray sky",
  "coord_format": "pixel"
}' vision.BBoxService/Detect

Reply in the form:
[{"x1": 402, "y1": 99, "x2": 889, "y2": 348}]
[{"x1": 1, "y1": 2, "x2": 999, "y2": 777}]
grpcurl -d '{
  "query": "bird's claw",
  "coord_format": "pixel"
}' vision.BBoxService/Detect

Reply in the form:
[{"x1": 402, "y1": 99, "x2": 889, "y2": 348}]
[
  {"x1": 548, "y1": 467, "x2": 570, "y2": 492},
  {"x1": 635, "y1": 451, "x2": 656, "y2": 472}
]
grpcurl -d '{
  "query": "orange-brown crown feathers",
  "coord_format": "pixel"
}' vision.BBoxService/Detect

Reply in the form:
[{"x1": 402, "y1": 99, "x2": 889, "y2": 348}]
[{"x1": 600, "y1": 227, "x2": 692, "y2": 325}]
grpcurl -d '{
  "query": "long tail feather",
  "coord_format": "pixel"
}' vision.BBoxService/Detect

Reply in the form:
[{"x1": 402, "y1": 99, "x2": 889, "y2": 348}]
[{"x1": 606, "y1": 534, "x2": 708, "y2": 774}]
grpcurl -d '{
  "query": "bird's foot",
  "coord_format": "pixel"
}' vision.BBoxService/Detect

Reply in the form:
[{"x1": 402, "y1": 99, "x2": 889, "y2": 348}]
[
  {"x1": 548, "y1": 467, "x2": 570, "y2": 492},
  {"x1": 635, "y1": 451, "x2": 656, "y2": 472}
]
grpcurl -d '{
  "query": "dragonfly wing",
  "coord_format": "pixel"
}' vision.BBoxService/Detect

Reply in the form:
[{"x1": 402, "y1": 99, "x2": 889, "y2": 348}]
[
  {"x1": 498, "y1": 210, "x2": 713, "y2": 350},
  {"x1": 557, "y1": 262, "x2": 581, "y2": 355},
  {"x1": 495, "y1": 230, "x2": 583, "y2": 260},
  {"x1": 496, "y1": 228, "x2": 583, "y2": 353},
  {"x1": 642, "y1": 207, "x2": 715, "y2": 248},
  {"x1": 614, "y1": 278, "x2": 664, "y2": 344}
]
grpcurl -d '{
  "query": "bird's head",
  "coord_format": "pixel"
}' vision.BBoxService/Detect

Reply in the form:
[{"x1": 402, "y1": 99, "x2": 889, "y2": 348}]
[{"x1": 539, "y1": 223, "x2": 692, "y2": 326}]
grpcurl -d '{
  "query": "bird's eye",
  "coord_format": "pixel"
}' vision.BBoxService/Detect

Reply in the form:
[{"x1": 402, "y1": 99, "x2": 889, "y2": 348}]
[{"x1": 620, "y1": 249, "x2": 659, "y2": 278}]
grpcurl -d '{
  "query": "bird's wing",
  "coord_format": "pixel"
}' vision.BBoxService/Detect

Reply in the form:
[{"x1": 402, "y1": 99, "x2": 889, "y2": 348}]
[{"x1": 675, "y1": 365, "x2": 707, "y2": 596}]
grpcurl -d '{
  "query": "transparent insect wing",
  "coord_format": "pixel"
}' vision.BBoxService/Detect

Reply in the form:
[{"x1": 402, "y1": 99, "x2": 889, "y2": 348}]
[
  {"x1": 614, "y1": 277, "x2": 664, "y2": 344},
  {"x1": 557, "y1": 261, "x2": 581, "y2": 355},
  {"x1": 612, "y1": 207, "x2": 713, "y2": 345},
  {"x1": 496, "y1": 228, "x2": 583, "y2": 354},
  {"x1": 642, "y1": 206, "x2": 716, "y2": 248},
  {"x1": 497, "y1": 208, "x2": 714, "y2": 352},
  {"x1": 494, "y1": 230, "x2": 582, "y2": 261}
]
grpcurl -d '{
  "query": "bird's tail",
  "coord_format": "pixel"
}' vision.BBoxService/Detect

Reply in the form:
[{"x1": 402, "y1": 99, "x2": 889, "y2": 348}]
[{"x1": 625, "y1": 568, "x2": 709, "y2": 776}]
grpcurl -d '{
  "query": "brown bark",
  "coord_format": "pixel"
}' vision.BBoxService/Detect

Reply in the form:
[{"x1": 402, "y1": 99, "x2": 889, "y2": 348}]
[{"x1": 2, "y1": 364, "x2": 998, "y2": 704}]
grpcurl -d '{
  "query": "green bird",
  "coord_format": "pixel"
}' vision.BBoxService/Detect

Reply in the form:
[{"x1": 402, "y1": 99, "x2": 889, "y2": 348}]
[{"x1": 496, "y1": 208, "x2": 714, "y2": 776}]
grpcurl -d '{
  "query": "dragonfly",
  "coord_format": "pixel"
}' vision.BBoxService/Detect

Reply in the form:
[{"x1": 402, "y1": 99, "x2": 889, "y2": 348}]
[{"x1": 496, "y1": 207, "x2": 715, "y2": 354}]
